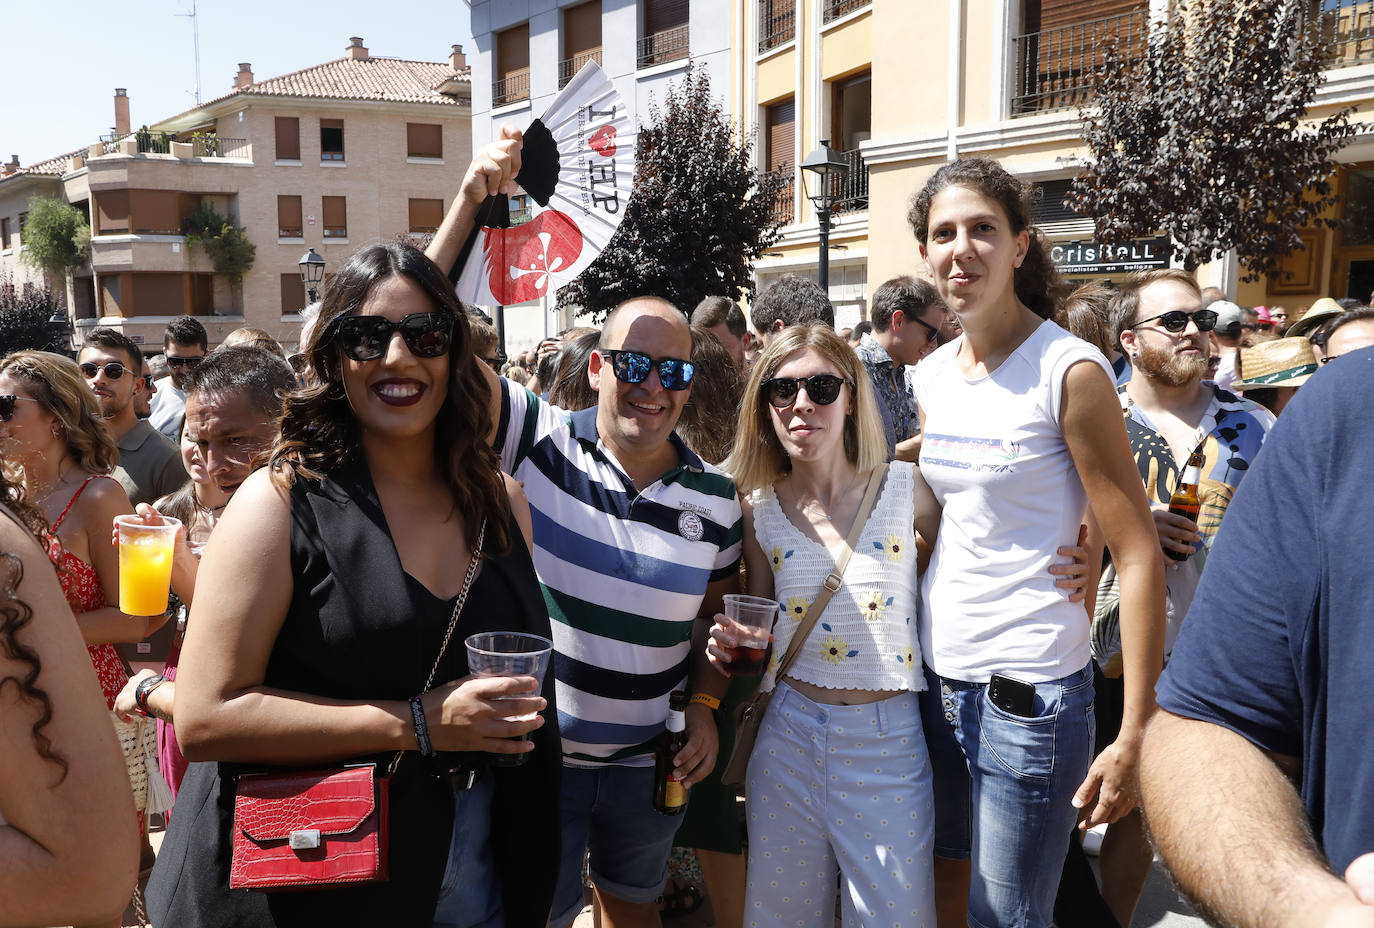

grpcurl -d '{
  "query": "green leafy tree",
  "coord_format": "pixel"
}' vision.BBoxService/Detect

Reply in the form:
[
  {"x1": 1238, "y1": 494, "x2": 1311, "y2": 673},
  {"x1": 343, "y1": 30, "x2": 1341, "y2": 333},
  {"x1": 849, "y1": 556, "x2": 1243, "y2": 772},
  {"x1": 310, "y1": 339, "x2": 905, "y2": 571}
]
[
  {"x1": 182, "y1": 202, "x2": 256, "y2": 287},
  {"x1": 0, "y1": 272, "x2": 71, "y2": 356},
  {"x1": 1068, "y1": 0, "x2": 1354, "y2": 281},
  {"x1": 557, "y1": 65, "x2": 785, "y2": 320},
  {"x1": 20, "y1": 197, "x2": 89, "y2": 278}
]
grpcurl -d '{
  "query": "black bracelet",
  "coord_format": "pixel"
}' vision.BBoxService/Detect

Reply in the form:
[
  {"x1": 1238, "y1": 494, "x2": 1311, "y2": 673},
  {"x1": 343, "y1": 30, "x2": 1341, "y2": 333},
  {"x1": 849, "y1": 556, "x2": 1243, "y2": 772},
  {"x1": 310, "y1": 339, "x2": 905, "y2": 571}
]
[
  {"x1": 134, "y1": 673, "x2": 165, "y2": 718},
  {"x1": 410, "y1": 696, "x2": 434, "y2": 758}
]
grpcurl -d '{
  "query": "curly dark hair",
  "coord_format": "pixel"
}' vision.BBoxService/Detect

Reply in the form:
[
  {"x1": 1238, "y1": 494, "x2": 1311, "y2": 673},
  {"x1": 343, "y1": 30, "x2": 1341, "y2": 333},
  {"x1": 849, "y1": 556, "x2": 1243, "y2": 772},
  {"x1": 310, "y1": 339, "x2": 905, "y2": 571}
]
[
  {"x1": 269, "y1": 242, "x2": 510, "y2": 552},
  {"x1": 906, "y1": 157, "x2": 1070, "y2": 321},
  {"x1": 0, "y1": 472, "x2": 66, "y2": 783}
]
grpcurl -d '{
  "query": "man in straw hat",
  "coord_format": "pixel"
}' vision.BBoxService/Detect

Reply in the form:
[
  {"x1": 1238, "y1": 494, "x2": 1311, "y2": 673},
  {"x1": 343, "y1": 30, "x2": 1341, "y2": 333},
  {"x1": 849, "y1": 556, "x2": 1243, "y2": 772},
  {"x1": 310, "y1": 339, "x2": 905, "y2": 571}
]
[
  {"x1": 1231, "y1": 336, "x2": 1320, "y2": 417},
  {"x1": 1087, "y1": 268, "x2": 1276, "y2": 924},
  {"x1": 1285, "y1": 297, "x2": 1344, "y2": 358},
  {"x1": 1140, "y1": 344, "x2": 1374, "y2": 926}
]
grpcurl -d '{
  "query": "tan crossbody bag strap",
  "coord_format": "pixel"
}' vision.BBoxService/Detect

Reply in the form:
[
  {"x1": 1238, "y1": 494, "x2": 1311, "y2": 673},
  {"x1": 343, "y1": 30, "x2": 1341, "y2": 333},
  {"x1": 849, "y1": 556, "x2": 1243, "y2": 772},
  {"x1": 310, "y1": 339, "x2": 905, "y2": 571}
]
[{"x1": 772, "y1": 463, "x2": 887, "y2": 680}]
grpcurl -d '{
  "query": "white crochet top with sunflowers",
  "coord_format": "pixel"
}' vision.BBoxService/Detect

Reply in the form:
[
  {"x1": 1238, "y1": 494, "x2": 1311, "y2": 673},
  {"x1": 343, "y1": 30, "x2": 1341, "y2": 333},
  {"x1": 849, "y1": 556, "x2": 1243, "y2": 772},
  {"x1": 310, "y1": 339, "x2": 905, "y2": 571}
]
[{"x1": 752, "y1": 461, "x2": 924, "y2": 695}]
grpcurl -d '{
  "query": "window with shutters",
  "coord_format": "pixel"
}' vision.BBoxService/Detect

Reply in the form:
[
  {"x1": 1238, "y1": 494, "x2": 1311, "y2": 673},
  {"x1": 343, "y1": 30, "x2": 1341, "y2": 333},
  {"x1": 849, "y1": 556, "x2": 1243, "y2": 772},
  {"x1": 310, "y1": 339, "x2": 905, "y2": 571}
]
[
  {"x1": 561, "y1": 1, "x2": 603, "y2": 88},
  {"x1": 638, "y1": 0, "x2": 690, "y2": 68},
  {"x1": 407, "y1": 124, "x2": 443, "y2": 159},
  {"x1": 95, "y1": 190, "x2": 130, "y2": 235},
  {"x1": 765, "y1": 98, "x2": 796, "y2": 225},
  {"x1": 322, "y1": 196, "x2": 347, "y2": 239},
  {"x1": 1012, "y1": 0, "x2": 1149, "y2": 114},
  {"x1": 278, "y1": 195, "x2": 303, "y2": 239},
  {"x1": 495, "y1": 24, "x2": 531, "y2": 106},
  {"x1": 1, "y1": 218, "x2": 10, "y2": 251},
  {"x1": 828, "y1": 72, "x2": 871, "y2": 214},
  {"x1": 275, "y1": 117, "x2": 301, "y2": 161},
  {"x1": 408, "y1": 198, "x2": 445, "y2": 235},
  {"x1": 280, "y1": 273, "x2": 307, "y2": 316},
  {"x1": 320, "y1": 119, "x2": 345, "y2": 161},
  {"x1": 18, "y1": 212, "x2": 27, "y2": 239}
]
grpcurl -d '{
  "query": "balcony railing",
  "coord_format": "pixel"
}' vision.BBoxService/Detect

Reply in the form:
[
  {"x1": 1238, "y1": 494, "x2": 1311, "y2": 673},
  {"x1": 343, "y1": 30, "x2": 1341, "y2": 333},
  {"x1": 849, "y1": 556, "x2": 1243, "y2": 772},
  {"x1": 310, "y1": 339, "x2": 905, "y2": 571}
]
[
  {"x1": 493, "y1": 69, "x2": 531, "y2": 107},
  {"x1": 1011, "y1": 9, "x2": 1150, "y2": 115},
  {"x1": 191, "y1": 136, "x2": 250, "y2": 159},
  {"x1": 759, "y1": 1, "x2": 796, "y2": 52},
  {"x1": 830, "y1": 148, "x2": 869, "y2": 214},
  {"x1": 1312, "y1": 0, "x2": 1374, "y2": 67},
  {"x1": 822, "y1": 0, "x2": 870, "y2": 23},
  {"x1": 637, "y1": 23, "x2": 690, "y2": 69},
  {"x1": 99, "y1": 132, "x2": 248, "y2": 159},
  {"x1": 767, "y1": 169, "x2": 794, "y2": 226},
  {"x1": 559, "y1": 49, "x2": 603, "y2": 88}
]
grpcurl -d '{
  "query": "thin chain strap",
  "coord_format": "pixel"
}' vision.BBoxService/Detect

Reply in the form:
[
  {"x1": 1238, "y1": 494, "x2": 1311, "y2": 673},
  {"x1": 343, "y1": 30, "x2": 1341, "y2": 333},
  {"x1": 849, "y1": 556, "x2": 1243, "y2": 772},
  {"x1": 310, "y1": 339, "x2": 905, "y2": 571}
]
[{"x1": 387, "y1": 519, "x2": 487, "y2": 776}]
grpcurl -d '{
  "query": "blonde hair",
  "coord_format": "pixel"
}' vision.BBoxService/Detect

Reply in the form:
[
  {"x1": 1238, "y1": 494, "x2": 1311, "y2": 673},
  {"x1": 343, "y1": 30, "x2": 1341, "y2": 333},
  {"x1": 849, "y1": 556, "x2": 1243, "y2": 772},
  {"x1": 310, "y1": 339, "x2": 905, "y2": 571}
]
[
  {"x1": 723, "y1": 324, "x2": 887, "y2": 496},
  {"x1": 0, "y1": 351, "x2": 119, "y2": 480}
]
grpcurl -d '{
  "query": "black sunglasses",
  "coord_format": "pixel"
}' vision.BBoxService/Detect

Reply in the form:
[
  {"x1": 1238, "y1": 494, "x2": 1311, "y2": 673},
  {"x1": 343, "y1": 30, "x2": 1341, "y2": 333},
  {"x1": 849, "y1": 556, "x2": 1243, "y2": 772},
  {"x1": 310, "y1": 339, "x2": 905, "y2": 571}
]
[
  {"x1": 762, "y1": 374, "x2": 851, "y2": 408},
  {"x1": 0, "y1": 394, "x2": 40, "y2": 422},
  {"x1": 907, "y1": 313, "x2": 942, "y2": 343},
  {"x1": 1131, "y1": 309, "x2": 1219, "y2": 334},
  {"x1": 333, "y1": 312, "x2": 455, "y2": 362},
  {"x1": 165, "y1": 355, "x2": 204, "y2": 369},
  {"x1": 79, "y1": 361, "x2": 132, "y2": 380},
  {"x1": 484, "y1": 353, "x2": 507, "y2": 372},
  {"x1": 601, "y1": 349, "x2": 695, "y2": 391}
]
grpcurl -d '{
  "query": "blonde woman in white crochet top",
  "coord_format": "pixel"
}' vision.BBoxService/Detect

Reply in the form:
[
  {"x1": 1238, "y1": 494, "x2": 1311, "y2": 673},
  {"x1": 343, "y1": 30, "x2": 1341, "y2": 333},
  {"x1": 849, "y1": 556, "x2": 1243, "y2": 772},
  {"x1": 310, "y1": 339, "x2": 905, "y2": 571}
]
[{"x1": 709, "y1": 325, "x2": 941, "y2": 928}]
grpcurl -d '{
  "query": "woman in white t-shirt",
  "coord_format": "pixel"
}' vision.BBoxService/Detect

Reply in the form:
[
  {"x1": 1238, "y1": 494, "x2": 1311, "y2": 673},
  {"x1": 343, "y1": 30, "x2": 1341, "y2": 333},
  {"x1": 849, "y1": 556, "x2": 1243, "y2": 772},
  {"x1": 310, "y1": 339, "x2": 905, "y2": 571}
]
[{"x1": 907, "y1": 157, "x2": 1165, "y2": 928}]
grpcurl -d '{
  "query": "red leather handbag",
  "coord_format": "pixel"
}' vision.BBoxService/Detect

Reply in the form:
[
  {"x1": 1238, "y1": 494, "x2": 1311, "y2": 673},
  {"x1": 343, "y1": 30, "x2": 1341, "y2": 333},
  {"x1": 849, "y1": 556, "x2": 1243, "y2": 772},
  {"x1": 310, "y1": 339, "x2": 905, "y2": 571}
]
[
  {"x1": 226, "y1": 522, "x2": 487, "y2": 892},
  {"x1": 229, "y1": 765, "x2": 389, "y2": 891}
]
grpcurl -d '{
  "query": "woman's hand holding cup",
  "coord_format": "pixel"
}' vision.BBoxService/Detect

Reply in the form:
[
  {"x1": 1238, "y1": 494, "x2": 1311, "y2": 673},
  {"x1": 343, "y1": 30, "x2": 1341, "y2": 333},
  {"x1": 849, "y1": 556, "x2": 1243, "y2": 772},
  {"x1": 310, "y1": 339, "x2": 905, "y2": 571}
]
[{"x1": 422, "y1": 674, "x2": 545, "y2": 756}]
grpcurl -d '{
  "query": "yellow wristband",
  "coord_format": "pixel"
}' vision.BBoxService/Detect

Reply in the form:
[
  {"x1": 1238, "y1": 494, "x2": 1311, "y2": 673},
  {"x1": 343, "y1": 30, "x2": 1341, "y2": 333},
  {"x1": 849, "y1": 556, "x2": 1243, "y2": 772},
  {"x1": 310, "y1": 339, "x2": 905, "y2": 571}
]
[{"x1": 690, "y1": 692, "x2": 721, "y2": 711}]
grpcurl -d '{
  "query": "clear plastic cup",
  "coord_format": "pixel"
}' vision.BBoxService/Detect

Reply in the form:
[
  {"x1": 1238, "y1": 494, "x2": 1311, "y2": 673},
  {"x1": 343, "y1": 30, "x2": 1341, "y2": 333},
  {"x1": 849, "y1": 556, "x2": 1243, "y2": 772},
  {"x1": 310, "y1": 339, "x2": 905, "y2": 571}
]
[
  {"x1": 465, "y1": 631, "x2": 553, "y2": 766},
  {"x1": 115, "y1": 515, "x2": 180, "y2": 616}
]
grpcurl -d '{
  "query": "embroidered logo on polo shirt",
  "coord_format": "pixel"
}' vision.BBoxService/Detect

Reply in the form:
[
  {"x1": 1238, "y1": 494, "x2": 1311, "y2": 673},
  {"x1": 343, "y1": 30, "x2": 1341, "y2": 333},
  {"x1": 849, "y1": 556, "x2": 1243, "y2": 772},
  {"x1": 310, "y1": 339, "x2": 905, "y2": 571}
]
[{"x1": 677, "y1": 510, "x2": 705, "y2": 541}]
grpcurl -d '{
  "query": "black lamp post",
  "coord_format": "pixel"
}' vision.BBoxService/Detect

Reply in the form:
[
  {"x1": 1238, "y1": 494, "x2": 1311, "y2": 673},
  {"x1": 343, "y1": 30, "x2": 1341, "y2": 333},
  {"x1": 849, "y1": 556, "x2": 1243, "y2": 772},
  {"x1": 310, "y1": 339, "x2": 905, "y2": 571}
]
[
  {"x1": 47, "y1": 310, "x2": 72, "y2": 356},
  {"x1": 298, "y1": 248, "x2": 326, "y2": 306},
  {"x1": 799, "y1": 139, "x2": 850, "y2": 293}
]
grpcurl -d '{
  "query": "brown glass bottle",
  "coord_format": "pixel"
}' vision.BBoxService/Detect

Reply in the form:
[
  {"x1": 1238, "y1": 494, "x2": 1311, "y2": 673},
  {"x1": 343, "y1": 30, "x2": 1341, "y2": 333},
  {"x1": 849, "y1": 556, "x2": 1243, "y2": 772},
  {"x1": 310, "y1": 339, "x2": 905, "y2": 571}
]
[
  {"x1": 653, "y1": 690, "x2": 689, "y2": 815},
  {"x1": 1166, "y1": 450, "x2": 1204, "y2": 562}
]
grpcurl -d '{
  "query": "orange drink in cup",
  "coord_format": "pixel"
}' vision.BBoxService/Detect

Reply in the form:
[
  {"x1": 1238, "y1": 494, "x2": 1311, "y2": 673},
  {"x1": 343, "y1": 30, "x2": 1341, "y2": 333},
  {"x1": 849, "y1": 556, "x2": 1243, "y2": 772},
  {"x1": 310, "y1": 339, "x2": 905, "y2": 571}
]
[{"x1": 115, "y1": 515, "x2": 180, "y2": 616}]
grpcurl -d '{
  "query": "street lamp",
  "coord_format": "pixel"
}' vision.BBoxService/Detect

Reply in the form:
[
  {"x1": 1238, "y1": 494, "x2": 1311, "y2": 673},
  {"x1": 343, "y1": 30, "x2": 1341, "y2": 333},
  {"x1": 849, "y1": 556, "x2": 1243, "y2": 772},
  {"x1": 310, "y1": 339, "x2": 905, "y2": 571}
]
[
  {"x1": 799, "y1": 139, "x2": 849, "y2": 293},
  {"x1": 298, "y1": 248, "x2": 326, "y2": 306}
]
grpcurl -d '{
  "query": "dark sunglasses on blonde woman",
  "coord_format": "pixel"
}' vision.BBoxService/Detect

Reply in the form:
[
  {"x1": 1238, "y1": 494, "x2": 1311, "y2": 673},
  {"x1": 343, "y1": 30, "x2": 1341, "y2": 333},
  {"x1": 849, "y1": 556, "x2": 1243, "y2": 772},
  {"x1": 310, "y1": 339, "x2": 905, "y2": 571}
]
[
  {"x1": 761, "y1": 374, "x2": 851, "y2": 408},
  {"x1": 0, "y1": 395, "x2": 41, "y2": 422}
]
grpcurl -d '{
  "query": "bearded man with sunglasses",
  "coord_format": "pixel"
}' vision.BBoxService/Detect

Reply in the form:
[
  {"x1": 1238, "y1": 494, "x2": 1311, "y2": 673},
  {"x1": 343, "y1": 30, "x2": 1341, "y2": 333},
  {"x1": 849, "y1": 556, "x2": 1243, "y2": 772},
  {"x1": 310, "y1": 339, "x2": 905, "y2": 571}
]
[
  {"x1": 1080, "y1": 269, "x2": 1276, "y2": 925},
  {"x1": 78, "y1": 328, "x2": 186, "y2": 507}
]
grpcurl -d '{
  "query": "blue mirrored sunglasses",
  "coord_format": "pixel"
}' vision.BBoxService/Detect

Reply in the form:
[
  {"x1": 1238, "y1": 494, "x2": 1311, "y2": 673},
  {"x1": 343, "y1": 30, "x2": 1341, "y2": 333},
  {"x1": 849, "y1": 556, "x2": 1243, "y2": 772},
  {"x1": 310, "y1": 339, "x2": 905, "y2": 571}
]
[{"x1": 602, "y1": 349, "x2": 695, "y2": 391}]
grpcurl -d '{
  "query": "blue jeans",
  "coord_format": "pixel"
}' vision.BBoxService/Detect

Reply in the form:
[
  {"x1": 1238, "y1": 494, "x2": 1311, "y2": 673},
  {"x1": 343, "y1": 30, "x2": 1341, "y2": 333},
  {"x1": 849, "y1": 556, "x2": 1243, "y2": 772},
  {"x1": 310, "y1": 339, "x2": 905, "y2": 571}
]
[
  {"x1": 431, "y1": 774, "x2": 504, "y2": 928},
  {"x1": 550, "y1": 764, "x2": 686, "y2": 928},
  {"x1": 919, "y1": 663, "x2": 1095, "y2": 928}
]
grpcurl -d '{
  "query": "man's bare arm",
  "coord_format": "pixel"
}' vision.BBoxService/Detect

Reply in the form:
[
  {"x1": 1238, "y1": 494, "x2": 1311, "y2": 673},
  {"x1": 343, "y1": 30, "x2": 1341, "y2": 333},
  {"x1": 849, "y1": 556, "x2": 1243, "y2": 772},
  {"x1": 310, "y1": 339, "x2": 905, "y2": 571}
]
[
  {"x1": 1141, "y1": 710, "x2": 1374, "y2": 928},
  {"x1": 425, "y1": 126, "x2": 523, "y2": 277}
]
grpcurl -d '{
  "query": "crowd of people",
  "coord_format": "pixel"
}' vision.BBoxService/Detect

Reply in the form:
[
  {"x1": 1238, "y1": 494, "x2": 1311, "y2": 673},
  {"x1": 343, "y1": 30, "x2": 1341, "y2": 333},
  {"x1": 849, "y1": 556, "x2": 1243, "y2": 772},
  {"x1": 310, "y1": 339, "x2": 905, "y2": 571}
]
[{"x1": 1, "y1": 132, "x2": 1372, "y2": 928}]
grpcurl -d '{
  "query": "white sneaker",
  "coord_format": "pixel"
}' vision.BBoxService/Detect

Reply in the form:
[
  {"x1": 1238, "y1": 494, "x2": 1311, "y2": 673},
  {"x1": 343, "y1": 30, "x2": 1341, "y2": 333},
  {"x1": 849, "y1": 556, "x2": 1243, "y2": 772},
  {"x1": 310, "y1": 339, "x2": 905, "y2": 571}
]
[{"x1": 1082, "y1": 823, "x2": 1108, "y2": 856}]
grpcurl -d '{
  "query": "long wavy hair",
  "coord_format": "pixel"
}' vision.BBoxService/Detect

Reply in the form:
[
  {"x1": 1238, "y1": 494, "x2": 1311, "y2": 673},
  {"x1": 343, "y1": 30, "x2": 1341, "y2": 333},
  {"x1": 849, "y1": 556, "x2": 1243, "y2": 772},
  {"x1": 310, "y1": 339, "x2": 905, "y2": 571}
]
[
  {"x1": 269, "y1": 242, "x2": 510, "y2": 551},
  {"x1": 907, "y1": 157, "x2": 1070, "y2": 321},
  {"x1": 0, "y1": 471, "x2": 66, "y2": 782},
  {"x1": 0, "y1": 351, "x2": 119, "y2": 491},
  {"x1": 723, "y1": 324, "x2": 887, "y2": 497}
]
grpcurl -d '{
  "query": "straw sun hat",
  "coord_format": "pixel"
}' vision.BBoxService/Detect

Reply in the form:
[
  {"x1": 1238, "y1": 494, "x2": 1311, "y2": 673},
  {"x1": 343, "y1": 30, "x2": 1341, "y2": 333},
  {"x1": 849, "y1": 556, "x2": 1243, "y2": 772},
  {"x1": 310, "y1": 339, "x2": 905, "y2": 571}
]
[
  {"x1": 1232, "y1": 336, "x2": 1319, "y2": 391},
  {"x1": 1285, "y1": 297, "x2": 1343, "y2": 338}
]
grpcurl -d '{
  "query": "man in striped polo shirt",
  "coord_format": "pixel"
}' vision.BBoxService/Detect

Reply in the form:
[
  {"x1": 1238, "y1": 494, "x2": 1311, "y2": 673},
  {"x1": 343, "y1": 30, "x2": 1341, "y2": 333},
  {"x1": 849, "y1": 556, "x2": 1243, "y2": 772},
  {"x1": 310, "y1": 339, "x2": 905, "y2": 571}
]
[{"x1": 483, "y1": 298, "x2": 741, "y2": 928}]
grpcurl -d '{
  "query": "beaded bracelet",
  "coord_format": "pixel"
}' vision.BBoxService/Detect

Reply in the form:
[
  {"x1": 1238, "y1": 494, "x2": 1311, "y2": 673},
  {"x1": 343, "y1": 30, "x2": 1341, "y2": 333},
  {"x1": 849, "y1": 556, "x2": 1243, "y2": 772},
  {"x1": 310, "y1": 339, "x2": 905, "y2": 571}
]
[{"x1": 409, "y1": 696, "x2": 434, "y2": 758}]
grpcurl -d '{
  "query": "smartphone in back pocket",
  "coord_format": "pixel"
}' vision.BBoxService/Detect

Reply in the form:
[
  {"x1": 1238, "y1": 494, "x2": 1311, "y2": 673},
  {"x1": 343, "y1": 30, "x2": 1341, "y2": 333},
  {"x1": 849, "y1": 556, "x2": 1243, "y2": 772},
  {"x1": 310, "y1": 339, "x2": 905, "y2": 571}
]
[{"x1": 988, "y1": 673, "x2": 1037, "y2": 716}]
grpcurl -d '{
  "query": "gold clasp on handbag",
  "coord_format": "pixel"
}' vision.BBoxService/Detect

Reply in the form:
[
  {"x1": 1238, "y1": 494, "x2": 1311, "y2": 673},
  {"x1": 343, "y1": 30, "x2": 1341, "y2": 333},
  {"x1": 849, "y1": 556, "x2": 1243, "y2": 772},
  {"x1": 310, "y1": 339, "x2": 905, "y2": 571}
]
[
  {"x1": 289, "y1": 829, "x2": 322, "y2": 850},
  {"x1": 822, "y1": 572, "x2": 843, "y2": 592}
]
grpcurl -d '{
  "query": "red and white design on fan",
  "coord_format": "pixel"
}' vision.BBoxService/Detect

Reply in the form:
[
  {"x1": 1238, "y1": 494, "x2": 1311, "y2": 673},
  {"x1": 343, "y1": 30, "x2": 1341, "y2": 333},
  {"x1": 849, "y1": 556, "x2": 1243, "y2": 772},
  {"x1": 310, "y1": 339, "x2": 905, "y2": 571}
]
[
  {"x1": 484, "y1": 210, "x2": 585, "y2": 305},
  {"x1": 588, "y1": 125, "x2": 617, "y2": 157}
]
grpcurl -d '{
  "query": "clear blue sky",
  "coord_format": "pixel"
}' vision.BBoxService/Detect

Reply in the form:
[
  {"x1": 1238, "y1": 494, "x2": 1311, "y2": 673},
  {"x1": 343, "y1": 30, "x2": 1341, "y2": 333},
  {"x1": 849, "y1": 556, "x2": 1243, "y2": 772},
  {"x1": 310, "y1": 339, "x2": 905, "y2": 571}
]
[{"x1": 1, "y1": 0, "x2": 473, "y2": 166}]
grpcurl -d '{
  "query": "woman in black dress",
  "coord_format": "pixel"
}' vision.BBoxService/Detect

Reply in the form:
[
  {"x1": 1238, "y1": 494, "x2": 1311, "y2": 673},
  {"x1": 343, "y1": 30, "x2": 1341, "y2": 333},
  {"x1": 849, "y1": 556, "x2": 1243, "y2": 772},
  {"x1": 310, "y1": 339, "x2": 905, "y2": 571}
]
[{"x1": 147, "y1": 241, "x2": 560, "y2": 927}]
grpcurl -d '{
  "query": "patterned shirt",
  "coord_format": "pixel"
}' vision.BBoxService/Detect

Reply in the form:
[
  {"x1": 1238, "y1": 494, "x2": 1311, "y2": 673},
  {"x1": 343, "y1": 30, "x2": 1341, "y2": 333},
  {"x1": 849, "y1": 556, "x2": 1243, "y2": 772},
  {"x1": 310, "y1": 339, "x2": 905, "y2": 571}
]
[
  {"x1": 495, "y1": 381, "x2": 743, "y2": 767},
  {"x1": 856, "y1": 333, "x2": 919, "y2": 459},
  {"x1": 1092, "y1": 383, "x2": 1276, "y2": 669}
]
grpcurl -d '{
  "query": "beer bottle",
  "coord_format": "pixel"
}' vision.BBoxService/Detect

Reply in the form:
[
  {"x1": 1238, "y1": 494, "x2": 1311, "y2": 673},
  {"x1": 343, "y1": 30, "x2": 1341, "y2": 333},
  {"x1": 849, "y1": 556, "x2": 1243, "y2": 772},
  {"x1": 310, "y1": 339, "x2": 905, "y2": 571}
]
[
  {"x1": 653, "y1": 690, "x2": 689, "y2": 815},
  {"x1": 1166, "y1": 450, "x2": 1204, "y2": 562}
]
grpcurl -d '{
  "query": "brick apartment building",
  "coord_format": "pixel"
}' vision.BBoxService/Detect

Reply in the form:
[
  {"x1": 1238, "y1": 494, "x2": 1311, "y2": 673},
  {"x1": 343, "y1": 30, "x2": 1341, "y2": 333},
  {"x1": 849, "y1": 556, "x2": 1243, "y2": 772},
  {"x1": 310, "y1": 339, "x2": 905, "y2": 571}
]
[{"x1": 0, "y1": 36, "x2": 471, "y2": 350}]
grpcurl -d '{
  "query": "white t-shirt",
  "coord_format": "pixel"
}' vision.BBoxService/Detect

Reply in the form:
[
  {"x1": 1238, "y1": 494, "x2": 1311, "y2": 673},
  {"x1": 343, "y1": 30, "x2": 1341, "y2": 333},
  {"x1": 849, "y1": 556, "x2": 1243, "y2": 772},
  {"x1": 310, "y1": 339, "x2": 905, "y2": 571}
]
[
  {"x1": 912, "y1": 320, "x2": 1112, "y2": 683},
  {"x1": 148, "y1": 378, "x2": 187, "y2": 443}
]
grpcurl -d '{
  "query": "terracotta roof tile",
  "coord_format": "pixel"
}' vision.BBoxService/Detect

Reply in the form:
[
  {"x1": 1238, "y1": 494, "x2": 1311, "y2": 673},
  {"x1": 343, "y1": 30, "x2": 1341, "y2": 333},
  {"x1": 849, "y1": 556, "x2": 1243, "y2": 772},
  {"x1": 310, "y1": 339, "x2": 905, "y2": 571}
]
[
  {"x1": 7, "y1": 147, "x2": 85, "y2": 178},
  {"x1": 221, "y1": 56, "x2": 468, "y2": 108}
]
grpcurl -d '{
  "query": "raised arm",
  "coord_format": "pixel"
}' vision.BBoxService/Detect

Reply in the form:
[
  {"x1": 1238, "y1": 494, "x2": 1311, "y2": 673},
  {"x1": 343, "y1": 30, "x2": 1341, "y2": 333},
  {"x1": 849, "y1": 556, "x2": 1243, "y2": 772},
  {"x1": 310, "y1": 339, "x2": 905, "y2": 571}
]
[
  {"x1": 424, "y1": 125, "x2": 523, "y2": 280},
  {"x1": 0, "y1": 515, "x2": 138, "y2": 927},
  {"x1": 1060, "y1": 360, "x2": 1166, "y2": 828}
]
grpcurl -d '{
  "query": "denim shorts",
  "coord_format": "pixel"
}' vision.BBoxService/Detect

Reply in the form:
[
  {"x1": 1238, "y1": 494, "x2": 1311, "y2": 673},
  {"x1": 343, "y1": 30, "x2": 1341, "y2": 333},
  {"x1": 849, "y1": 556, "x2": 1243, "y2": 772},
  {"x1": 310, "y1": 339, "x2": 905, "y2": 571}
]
[
  {"x1": 431, "y1": 773, "x2": 504, "y2": 928},
  {"x1": 549, "y1": 764, "x2": 686, "y2": 928},
  {"x1": 918, "y1": 663, "x2": 1095, "y2": 928}
]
